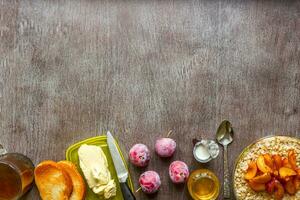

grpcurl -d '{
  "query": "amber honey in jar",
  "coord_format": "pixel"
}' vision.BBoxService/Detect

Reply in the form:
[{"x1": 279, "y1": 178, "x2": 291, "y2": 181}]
[
  {"x1": 0, "y1": 150, "x2": 34, "y2": 200},
  {"x1": 187, "y1": 169, "x2": 220, "y2": 200}
]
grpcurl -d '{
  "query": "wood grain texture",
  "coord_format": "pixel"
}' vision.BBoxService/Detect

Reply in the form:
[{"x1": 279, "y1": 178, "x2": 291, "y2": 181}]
[{"x1": 0, "y1": 0, "x2": 299, "y2": 199}]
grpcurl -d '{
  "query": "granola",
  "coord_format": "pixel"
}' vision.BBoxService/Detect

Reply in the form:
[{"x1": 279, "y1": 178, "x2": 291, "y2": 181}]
[{"x1": 234, "y1": 136, "x2": 300, "y2": 200}]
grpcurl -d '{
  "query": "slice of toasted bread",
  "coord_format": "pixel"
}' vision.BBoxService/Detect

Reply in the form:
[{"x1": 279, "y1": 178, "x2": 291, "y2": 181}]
[
  {"x1": 57, "y1": 161, "x2": 86, "y2": 200},
  {"x1": 34, "y1": 160, "x2": 73, "y2": 200}
]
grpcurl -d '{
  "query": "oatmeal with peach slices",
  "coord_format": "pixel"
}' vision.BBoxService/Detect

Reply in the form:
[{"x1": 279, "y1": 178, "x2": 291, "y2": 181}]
[{"x1": 234, "y1": 136, "x2": 300, "y2": 200}]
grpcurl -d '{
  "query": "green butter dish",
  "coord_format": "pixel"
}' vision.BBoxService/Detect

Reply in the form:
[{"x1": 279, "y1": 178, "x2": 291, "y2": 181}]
[{"x1": 66, "y1": 135, "x2": 134, "y2": 200}]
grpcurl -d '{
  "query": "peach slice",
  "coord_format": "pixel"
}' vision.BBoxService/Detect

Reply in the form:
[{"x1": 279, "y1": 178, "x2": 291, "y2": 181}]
[
  {"x1": 266, "y1": 178, "x2": 276, "y2": 194},
  {"x1": 296, "y1": 168, "x2": 300, "y2": 177},
  {"x1": 294, "y1": 177, "x2": 300, "y2": 190},
  {"x1": 248, "y1": 180, "x2": 266, "y2": 192},
  {"x1": 264, "y1": 154, "x2": 275, "y2": 169},
  {"x1": 279, "y1": 167, "x2": 297, "y2": 179},
  {"x1": 274, "y1": 180, "x2": 284, "y2": 200},
  {"x1": 257, "y1": 155, "x2": 273, "y2": 173},
  {"x1": 283, "y1": 176, "x2": 292, "y2": 183},
  {"x1": 252, "y1": 173, "x2": 272, "y2": 184},
  {"x1": 273, "y1": 155, "x2": 283, "y2": 170},
  {"x1": 288, "y1": 150, "x2": 297, "y2": 170},
  {"x1": 273, "y1": 170, "x2": 279, "y2": 177},
  {"x1": 244, "y1": 161, "x2": 258, "y2": 180},
  {"x1": 285, "y1": 179, "x2": 296, "y2": 195},
  {"x1": 282, "y1": 158, "x2": 292, "y2": 169}
]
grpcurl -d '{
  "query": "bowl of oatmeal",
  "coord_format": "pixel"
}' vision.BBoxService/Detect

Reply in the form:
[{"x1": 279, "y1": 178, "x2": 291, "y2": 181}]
[{"x1": 233, "y1": 136, "x2": 300, "y2": 200}]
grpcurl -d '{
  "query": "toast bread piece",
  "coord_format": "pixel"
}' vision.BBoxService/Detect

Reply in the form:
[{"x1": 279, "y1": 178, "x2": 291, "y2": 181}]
[
  {"x1": 57, "y1": 161, "x2": 86, "y2": 200},
  {"x1": 34, "y1": 160, "x2": 73, "y2": 200}
]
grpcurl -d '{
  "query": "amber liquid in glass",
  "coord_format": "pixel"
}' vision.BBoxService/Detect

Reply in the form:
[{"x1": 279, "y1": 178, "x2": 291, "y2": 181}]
[
  {"x1": 191, "y1": 177, "x2": 217, "y2": 199},
  {"x1": 0, "y1": 153, "x2": 34, "y2": 200},
  {"x1": 188, "y1": 169, "x2": 220, "y2": 200}
]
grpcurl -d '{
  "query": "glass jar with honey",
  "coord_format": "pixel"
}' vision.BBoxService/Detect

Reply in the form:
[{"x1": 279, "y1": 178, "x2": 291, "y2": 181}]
[
  {"x1": 0, "y1": 145, "x2": 34, "y2": 200},
  {"x1": 187, "y1": 169, "x2": 220, "y2": 200}
]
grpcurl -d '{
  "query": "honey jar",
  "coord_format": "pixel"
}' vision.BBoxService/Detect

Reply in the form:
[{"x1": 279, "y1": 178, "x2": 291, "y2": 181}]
[
  {"x1": 0, "y1": 145, "x2": 34, "y2": 200},
  {"x1": 187, "y1": 169, "x2": 220, "y2": 200}
]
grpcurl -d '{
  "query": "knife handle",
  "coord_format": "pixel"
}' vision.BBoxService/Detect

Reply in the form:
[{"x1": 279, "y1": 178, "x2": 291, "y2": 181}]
[{"x1": 120, "y1": 182, "x2": 136, "y2": 200}]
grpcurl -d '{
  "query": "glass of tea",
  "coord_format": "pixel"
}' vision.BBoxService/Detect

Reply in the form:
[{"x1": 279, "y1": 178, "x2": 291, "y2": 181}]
[{"x1": 0, "y1": 144, "x2": 34, "y2": 200}]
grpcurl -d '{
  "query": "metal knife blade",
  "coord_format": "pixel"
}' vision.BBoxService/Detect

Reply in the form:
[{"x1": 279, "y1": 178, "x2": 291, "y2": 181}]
[{"x1": 107, "y1": 131, "x2": 128, "y2": 183}]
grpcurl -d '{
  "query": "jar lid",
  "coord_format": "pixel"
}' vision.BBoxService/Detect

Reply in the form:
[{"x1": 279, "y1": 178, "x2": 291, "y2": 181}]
[{"x1": 193, "y1": 139, "x2": 219, "y2": 163}]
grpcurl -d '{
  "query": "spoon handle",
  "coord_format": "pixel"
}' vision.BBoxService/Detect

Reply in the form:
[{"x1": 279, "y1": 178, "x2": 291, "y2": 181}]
[{"x1": 223, "y1": 145, "x2": 230, "y2": 199}]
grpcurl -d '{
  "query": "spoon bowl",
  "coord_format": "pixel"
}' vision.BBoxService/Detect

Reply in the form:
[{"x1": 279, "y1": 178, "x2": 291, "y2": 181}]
[{"x1": 216, "y1": 120, "x2": 234, "y2": 146}]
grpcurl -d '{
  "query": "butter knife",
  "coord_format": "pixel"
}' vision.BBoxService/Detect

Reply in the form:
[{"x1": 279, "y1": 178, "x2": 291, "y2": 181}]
[{"x1": 107, "y1": 131, "x2": 136, "y2": 200}]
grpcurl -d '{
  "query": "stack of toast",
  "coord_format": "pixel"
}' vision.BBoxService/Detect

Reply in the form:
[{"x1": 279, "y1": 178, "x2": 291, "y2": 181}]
[{"x1": 34, "y1": 160, "x2": 85, "y2": 200}]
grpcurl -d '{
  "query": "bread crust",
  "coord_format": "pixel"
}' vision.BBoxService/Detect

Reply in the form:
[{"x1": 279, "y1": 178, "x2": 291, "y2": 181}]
[
  {"x1": 34, "y1": 160, "x2": 73, "y2": 200},
  {"x1": 57, "y1": 161, "x2": 86, "y2": 200}
]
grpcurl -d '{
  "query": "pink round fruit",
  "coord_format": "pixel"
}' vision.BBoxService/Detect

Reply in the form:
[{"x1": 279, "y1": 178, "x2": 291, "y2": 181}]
[
  {"x1": 155, "y1": 138, "x2": 176, "y2": 157},
  {"x1": 169, "y1": 161, "x2": 189, "y2": 183},
  {"x1": 139, "y1": 171, "x2": 161, "y2": 194},
  {"x1": 129, "y1": 144, "x2": 150, "y2": 167}
]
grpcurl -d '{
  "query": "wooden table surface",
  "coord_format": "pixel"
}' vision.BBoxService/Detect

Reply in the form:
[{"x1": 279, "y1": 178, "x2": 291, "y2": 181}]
[{"x1": 1, "y1": 1, "x2": 299, "y2": 199}]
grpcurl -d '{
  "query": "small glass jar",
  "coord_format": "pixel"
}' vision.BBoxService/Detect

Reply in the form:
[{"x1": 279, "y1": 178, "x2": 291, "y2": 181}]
[
  {"x1": 193, "y1": 139, "x2": 219, "y2": 163},
  {"x1": 187, "y1": 169, "x2": 220, "y2": 200},
  {"x1": 0, "y1": 145, "x2": 34, "y2": 200}
]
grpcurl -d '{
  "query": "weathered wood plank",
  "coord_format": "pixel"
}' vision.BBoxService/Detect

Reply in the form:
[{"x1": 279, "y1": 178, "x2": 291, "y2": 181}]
[{"x1": 0, "y1": 0, "x2": 299, "y2": 199}]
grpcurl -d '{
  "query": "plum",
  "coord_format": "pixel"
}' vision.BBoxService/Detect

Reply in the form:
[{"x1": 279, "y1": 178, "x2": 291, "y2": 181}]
[
  {"x1": 169, "y1": 161, "x2": 189, "y2": 183},
  {"x1": 155, "y1": 138, "x2": 176, "y2": 158},
  {"x1": 139, "y1": 171, "x2": 161, "y2": 194},
  {"x1": 129, "y1": 144, "x2": 150, "y2": 167}
]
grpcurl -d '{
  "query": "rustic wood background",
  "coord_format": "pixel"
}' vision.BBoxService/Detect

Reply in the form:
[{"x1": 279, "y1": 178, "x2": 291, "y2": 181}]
[{"x1": 1, "y1": 0, "x2": 299, "y2": 199}]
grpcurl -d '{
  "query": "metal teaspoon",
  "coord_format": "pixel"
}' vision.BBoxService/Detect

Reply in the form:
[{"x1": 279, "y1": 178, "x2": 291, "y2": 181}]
[{"x1": 216, "y1": 120, "x2": 234, "y2": 199}]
